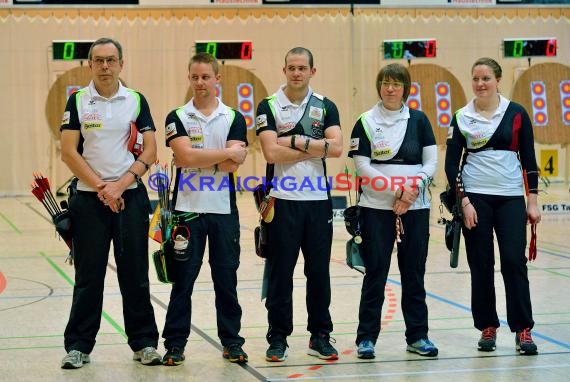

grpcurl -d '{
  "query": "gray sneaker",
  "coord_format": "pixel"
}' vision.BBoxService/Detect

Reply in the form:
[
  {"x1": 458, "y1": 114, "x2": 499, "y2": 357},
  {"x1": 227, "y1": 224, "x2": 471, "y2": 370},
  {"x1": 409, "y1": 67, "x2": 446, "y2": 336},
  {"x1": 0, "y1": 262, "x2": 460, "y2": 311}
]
[
  {"x1": 406, "y1": 338, "x2": 438, "y2": 357},
  {"x1": 133, "y1": 346, "x2": 162, "y2": 366},
  {"x1": 61, "y1": 350, "x2": 90, "y2": 369}
]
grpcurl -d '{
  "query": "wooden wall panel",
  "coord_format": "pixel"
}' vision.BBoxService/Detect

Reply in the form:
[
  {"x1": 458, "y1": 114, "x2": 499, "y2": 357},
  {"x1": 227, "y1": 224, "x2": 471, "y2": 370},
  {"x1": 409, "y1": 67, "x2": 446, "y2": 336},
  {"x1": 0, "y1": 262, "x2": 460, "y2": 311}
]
[
  {"x1": 511, "y1": 63, "x2": 570, "y2": 145},
  {"x1": 408, "y1": 64, "x2": 467, "y2": 145}
]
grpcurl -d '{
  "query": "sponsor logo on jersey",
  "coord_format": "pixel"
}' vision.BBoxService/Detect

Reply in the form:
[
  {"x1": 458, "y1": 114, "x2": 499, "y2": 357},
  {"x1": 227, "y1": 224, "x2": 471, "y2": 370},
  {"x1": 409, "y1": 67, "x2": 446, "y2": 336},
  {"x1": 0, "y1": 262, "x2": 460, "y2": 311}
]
[{"x1": 83, "y1": 121, "x2": 103, "y2": 130}]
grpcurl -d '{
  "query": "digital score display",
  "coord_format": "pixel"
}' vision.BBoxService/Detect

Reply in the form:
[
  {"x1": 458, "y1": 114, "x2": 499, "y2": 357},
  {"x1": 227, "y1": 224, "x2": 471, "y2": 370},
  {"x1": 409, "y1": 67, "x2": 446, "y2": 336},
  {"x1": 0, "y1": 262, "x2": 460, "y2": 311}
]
[
  {"x1": 503, "y1": 38, "x2": 557, "y2": 58},
  {"x1": 52, "y1": 40, "x2": 95, "y2": 61},
  {"x1": 383, "y1": 39, "x2": 436, "y2": 60},
  {"x1": 195, "y1": 41, "x2": 253, "y2": 60}
]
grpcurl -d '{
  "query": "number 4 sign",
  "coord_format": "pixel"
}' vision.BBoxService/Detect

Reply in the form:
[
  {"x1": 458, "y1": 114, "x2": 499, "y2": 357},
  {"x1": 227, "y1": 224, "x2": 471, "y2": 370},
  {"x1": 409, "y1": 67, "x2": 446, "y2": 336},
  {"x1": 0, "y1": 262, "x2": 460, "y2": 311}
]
[{"x1": 540, "y1": 149, "x2": 558, "y2": 177}]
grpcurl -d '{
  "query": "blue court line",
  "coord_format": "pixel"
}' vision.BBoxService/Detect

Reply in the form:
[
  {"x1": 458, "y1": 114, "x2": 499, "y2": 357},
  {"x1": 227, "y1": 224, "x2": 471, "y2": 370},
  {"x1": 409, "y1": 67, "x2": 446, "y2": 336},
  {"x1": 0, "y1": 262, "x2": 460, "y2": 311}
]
[
  {"x1": 429, "y1": 222, "x2": 570, "y2": 261},
  {"x1": 536, "y1": 247, "x2": 570, "y2": 260},
  {"x1": 387, "y1": 278, "x2": 570, "y2": 350}
]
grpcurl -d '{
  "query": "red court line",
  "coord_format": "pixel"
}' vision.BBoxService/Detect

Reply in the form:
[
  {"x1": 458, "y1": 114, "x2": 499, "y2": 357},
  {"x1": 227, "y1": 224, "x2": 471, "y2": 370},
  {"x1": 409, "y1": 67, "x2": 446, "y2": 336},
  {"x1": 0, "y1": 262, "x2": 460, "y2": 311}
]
[
  {"x1": 287, "y1": 285, "x2": 398, "y2": 379},
  {"x1": 0, "y1": 272, "x2": 6, "y2": 294}
]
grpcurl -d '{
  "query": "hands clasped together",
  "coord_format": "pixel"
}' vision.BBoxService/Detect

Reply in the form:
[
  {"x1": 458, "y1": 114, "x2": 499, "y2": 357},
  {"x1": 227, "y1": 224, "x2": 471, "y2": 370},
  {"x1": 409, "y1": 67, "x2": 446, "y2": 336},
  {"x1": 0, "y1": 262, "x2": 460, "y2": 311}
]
[
  {"x1": 97, "y1": 181, "x2": 125, "y2": 213},
  {"x1": 393, "y1": 185, "x2": 419, "y2": 216}
]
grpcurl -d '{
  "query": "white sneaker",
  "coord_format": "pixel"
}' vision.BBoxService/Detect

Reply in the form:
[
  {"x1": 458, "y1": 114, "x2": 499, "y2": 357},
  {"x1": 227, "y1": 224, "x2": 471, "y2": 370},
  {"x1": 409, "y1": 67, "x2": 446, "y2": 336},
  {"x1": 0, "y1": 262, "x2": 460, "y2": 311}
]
[
  {"x1": 61, "y1": 350, "x2": 90, "y2": 369},
  {"x1": 133, "y1": 346, "x2": 162, "y2": 366}
]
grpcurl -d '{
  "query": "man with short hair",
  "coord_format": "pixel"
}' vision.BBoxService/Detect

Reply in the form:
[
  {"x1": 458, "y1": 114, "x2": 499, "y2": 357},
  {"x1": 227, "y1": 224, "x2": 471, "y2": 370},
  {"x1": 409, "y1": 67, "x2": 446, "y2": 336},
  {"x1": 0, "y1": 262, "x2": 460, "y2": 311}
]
[
  {"x1": 256, "y1": 47, "x2": 343, "y2": 362},
  {"x1": 161, "y1": 52, "x2": 249, "y2": 366},
  {"x1": 60, "y1": 37, "x2": 161, "y2": 369}
]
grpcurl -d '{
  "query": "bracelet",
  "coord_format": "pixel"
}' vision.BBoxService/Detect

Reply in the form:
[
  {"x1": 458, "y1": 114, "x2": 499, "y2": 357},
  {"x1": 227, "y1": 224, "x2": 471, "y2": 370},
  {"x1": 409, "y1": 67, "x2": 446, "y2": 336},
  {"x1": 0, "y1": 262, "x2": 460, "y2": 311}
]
[
  {"x1": 462, "y1": 201, "x2": 471, "y2": 208},
  {"x1": 126, "y1": 170, "x2": 140, "y2": 182},
  {"x1": 322, "y1": 140, "x2": 329, "y2": 159},
  {"x1": 136, "y1": 158, "x2": 150, "y2": 170},
  {"x1": 290, "y1": 135, "x2": 296, "y2": 149},
  {"x1": 304, "y1": 137, "x2": 310, "y2": 152}
]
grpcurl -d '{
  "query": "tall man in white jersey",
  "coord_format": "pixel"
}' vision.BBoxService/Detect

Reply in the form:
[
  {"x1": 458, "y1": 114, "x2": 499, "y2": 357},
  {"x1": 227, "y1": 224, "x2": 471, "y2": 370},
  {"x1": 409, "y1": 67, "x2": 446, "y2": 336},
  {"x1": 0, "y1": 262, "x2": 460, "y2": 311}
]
[
  {"x1": 256, "y1": 47, "x2": 343, "y2": 362},
  {"x1": 60, "y1": 37, "x2": 161, "y2": 369}
]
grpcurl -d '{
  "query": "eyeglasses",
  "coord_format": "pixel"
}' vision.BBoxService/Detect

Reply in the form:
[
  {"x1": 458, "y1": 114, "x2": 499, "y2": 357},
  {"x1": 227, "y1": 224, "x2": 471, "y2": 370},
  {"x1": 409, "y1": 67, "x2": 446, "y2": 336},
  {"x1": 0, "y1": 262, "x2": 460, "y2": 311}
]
[
  {"x1": 91, "y1": 56, "x2": 120, "y2": 67},
  {"x1": 381, "y1": 81, "x2": 404, "y2": 90}
]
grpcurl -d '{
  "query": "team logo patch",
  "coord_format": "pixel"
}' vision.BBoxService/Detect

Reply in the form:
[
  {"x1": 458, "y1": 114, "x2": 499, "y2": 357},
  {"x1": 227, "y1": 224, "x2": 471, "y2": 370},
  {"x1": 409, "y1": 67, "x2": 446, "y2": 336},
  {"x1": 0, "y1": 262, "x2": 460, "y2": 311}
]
[
  {"x1": 61, "y1": 111, "x2": 70, "y2": 126},
  {"x1": 309, "y1": 106, "x2": 323, "y2": 120},
  {"x1": 165, "y1": 122, "x2": 176, "y2": 138},
  {"x1": 256, "y1": 114, "x2": 268, "y2": 130},
  {"x1": 349, "y1": 138, "x2": 359, "y2": 151}
]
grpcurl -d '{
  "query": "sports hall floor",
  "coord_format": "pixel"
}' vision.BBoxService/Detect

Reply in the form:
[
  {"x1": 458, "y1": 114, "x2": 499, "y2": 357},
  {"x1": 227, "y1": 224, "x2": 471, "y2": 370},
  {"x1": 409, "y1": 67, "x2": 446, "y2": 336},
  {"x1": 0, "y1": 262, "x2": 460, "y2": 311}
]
[{"x1": 1, "y1": 184, "x2": 569, "y2": 382}]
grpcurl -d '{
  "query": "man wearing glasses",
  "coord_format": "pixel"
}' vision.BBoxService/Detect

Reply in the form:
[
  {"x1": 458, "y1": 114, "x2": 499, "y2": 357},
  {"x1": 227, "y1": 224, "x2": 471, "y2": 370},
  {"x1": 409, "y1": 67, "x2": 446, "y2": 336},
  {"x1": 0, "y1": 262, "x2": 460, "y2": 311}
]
[{"x1": 59, "y1": 37, "x2": 161, "y2": 369}]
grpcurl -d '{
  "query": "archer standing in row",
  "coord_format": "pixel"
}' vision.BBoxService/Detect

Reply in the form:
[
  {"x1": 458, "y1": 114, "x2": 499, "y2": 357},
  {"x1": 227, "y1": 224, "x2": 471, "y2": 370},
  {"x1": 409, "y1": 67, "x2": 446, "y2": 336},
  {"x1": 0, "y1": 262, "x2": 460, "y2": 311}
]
[
  {"x1": 161, "y1": 52, "x2": 249, "y2": 366},
  {"x1": 60, "y1": 37, "x2": 161, "y2": 369},
  {"x1": 256, "y1": 47, "x2": 343, "y2": 362},
  {"x1": 348, "y1": 63, "x2": 438, "y2": 359},
  {"x1": 445, "y1": 57, "x2": 540, "y2": 356}
]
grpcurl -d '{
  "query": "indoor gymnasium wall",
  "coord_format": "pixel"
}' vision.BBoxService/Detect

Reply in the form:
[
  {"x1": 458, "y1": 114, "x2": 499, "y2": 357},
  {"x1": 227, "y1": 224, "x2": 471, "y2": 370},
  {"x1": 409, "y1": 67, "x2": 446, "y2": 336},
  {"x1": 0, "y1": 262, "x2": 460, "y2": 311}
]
[{"x1": 0, "y1": 6, "x2": 568, "y2": 194}]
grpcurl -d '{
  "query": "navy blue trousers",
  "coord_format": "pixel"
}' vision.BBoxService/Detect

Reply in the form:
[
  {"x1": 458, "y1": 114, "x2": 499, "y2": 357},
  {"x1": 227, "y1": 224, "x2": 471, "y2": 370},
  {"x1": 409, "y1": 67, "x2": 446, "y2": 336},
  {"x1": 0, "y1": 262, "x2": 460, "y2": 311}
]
[
  {"x1": 462, "y1": 193, "x2": 534, "y2": 332},
  {"x1": 162, "y1": 212, "x2": 244, "y2": 350},
  {"x1": 264, "y1": 198, "x2": 334, "y2": 343},
  {"x1": 64, "y1": 183, "x2": 159, "y2": 354},
  {"x1": 356, "y1": 207, "x2": 431, "y2": 346}
]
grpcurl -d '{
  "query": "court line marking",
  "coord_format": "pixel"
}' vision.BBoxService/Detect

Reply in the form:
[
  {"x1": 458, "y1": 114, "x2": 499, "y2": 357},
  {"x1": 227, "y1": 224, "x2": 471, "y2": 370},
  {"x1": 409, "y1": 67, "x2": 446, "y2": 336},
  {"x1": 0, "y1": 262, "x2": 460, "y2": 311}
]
[
  {"x1": 285, "y1": 285, "x2": 399, "y2": 379},
  {"x1": 107, "y1": 261, "x2": 268, "y2": 382},
  {"x1": 0, "y1": 272, "x2": 6, "y2": 294},
  {"x1": 39, "y1": 252, "x2": 127, "y2": 339},
  {"x1": 388, "y1": 278, "x2": 570, "y2": 350},
  {"x1": 533, "y1": 247, "x2": 570, "y2": 260},
  {"x1": 266, "y1": 363, "x2": 570, "y2": 381},
  {"x1": 0, "y1": 211, "x2": 21, "y2": 234},
  {"x1": 22, "y1": 214, "x2": 570, "y2": 380},
  {"x1": 0, "y1": 276, "x2": 53, "y2": 312},
  {"x1": 253, "y1": 351, "x2": 570, "y2": 370}
]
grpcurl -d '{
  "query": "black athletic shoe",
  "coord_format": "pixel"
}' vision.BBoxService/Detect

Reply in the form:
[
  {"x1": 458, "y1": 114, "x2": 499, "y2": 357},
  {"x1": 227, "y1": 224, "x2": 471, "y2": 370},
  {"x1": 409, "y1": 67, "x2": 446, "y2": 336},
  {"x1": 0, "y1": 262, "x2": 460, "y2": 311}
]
[
  {"x1": 223, "y1": 344, "x2": 248, "y2": 363},
  {"x1": 266, "y1": 340, "x2": 289, "y2": 362},
  {"x1": 162, "y1": 347, "x2": 185, "y2": 366},
  {"x1": 307, "y1": 334, "x2": 339, "y2": 360},
  {"x1": 516, "y1": 328, "x2": 538, "y2": 355},
  {"x1": 478, "y1": 327, "x2": 497, "y2": 352}
]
